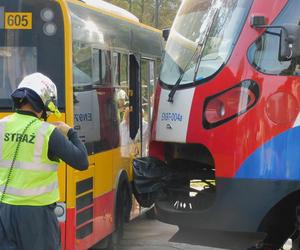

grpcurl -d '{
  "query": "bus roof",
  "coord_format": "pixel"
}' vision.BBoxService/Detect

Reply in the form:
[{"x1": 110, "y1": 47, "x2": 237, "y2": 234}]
[{"x1": 80, "y1": 0, "x2": 139, "y2": 22}]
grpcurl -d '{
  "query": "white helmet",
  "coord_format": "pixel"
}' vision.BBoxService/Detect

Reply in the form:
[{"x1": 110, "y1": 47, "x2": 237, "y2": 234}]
[
  {"x1": 12, "y1": 72, "x2": 61, "y2": 118},
  {"x1": 18, "y1": 73, "x2": 57, "y2": 106}
]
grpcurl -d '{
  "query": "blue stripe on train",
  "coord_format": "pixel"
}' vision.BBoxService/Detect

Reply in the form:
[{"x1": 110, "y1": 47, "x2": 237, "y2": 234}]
[{"x1": 235, "y1": 126, "x2": 300, "y2": 180}]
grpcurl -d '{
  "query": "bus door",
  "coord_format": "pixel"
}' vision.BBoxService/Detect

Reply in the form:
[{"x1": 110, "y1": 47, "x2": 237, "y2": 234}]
[
  {"x1": 129, "y1": 54, "x2": 140, "y2": 147},
  {"x1": 113, "y1": 52, "x2": 130, "y2": 164},
  {"x1": 140, "y1": 59, "x2": 156, "y2": 157}
]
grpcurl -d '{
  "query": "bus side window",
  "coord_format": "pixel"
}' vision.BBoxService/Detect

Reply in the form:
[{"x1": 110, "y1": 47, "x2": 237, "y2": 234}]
[
  {"x1": 116, "y1": 53, "x2": 129, "y2": 122},
  {"x1": 120, "y1": 54, "x2": 129, "y2": 88},
  {"x1": 73, "y1": 44, "x2": 93, "y2": 83},
  {"x1": 118, "y1": 53, "x2": 132, "y2": 157},
  {"x1": 73, "y1": 46, "x2": 119, "y2": 154},
  {"x1": 100, "y1": 50, "x2": 112, "y2": 85},
  {"x1": 95, "y1": 49, "x2": 119, "y2": 151},
  {"x1": 112, "y1": 52, "x2": 120, "y2": 86}
]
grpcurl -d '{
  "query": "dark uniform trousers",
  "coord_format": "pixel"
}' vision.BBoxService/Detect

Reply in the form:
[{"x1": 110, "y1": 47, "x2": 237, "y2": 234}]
[{"x1": 0, "y1": 203, "x2": 61, "y2": 250}]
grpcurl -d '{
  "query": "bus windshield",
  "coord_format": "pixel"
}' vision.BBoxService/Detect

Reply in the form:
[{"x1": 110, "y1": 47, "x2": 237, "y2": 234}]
[
  {"x1": 0, "y1": 47, "x2": 37, "y2": 107},
  {"x1": 160, "y1": 0, "x2": 252, "y2": 87}
]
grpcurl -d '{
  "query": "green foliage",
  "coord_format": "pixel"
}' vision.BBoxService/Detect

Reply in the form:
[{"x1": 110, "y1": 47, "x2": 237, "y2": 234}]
[{"x1": 105, "y1": 0, "x2": 181, "y2": 29}]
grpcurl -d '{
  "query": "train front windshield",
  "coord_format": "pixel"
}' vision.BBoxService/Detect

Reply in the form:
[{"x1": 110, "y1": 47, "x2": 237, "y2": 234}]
[{"x1": 160, "y1": 0, "x2": 252, "y2": 87}]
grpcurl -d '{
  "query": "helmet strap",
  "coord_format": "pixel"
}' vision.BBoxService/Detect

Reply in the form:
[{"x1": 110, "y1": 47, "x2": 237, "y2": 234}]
[{"x1": 41, "y1": 109, "x2": 48, "y2": 121}]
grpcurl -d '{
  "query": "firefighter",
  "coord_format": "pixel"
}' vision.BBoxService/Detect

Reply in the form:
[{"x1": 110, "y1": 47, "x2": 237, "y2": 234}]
[{"x1": 0, "y1": 72, "x2": 89, "y2": 250}]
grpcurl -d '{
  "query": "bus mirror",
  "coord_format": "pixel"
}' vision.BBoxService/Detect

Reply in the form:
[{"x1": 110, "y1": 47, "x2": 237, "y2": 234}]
[
  {"x1": 162, "y1": 28, "x2": 170, "y2": 41},
  {"x1": 250, "y1": 16, "x2": 266, "y2": 28},
  {"x1": 279, "y1": 24, "x2": 300, "y2": 61}
]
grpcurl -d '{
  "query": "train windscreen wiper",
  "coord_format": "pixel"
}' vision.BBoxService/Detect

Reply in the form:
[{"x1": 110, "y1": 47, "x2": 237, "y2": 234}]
[
  {"x1": 193, "y1": 9, "x2": 220, "y2": 83},
  {"x1": 168, "y1": 44, "x2": 202, "y2": 103},
  {"x1": 168, "y1": 8, "x2": 220, "y2": 103}
]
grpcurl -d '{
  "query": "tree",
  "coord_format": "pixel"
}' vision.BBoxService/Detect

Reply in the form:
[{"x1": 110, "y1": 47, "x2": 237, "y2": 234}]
[
  {"x1": 138, "y1": 0, "x2": 145, "y2": 22},
  {"x1": 154, "y1": 0, "x2": 161, "y2": 28},
  {"x1": 128, "y1": 0, "x2": 132, "y2": 11},
  {"x1": 105, "y1": 0, "x2": 180, "y2": 29}
]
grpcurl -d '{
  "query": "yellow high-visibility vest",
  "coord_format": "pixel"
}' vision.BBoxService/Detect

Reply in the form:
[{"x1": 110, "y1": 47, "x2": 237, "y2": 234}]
[{"x1": 0, "y1": 113, "x2": 59, "y2": 206}]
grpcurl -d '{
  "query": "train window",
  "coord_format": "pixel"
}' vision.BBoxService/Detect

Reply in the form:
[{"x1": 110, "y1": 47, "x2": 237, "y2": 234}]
[
  {"x1": 248, "y1": 0, "x2": 300, "y2": 76},
  {"x1": 160, "y1": 0, "x2": 253, "y2": 87}
]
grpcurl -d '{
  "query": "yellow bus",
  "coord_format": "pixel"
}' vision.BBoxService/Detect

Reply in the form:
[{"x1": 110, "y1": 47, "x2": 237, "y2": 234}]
[{"x1": 0, "y1": 0, "x2": 163, "y2": 249}]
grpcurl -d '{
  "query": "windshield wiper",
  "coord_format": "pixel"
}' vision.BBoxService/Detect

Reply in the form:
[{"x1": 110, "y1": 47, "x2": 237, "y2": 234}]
[
  {"x1": 193, "y1": 9, "x2": 220, "y2": 83},
  {"x1": 168, "y1": 44, "x2": 202, "y2": 103},
  {"x1": 168, "y1": 8, "x2": 220, "y2": 103}
]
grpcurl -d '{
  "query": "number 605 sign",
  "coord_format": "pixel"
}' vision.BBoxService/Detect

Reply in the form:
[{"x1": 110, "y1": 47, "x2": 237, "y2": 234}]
[{"x1": 5, "y1": 12, "x2": 32, "y2": 29}]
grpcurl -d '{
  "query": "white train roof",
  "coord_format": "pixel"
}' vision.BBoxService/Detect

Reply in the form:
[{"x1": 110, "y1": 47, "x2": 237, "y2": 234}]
[{"x1": 81, "y1": 0, "x2": 140, "y2": 22}]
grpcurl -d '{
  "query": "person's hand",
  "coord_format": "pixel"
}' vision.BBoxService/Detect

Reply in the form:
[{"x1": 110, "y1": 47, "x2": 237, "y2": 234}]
[{"x1": 51, "y1": 121, "x2": 71, "y2": 137}]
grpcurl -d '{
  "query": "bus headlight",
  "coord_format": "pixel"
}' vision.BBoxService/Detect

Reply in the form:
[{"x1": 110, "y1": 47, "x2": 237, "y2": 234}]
[
  {"x1": 40, "y1": 8, "x2": 54, "y2": 22},
  {"x1": 43, "y1": 22, "x2": 57, "y2": 36},
  {"x1": 203, "y1": 80, "x2": 259, "y2": 129}
]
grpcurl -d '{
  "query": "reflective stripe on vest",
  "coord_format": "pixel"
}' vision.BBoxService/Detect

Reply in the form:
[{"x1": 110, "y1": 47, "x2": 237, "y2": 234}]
[
  {"x1": 0, "y1": 160, "x2": 57, "y2": 172},
  {"x1": 0, "y1": 181, "x2": 58, "y2": 196},
  {"x1": 0, "y1": 119, "x2": 57, "y2": 172}
]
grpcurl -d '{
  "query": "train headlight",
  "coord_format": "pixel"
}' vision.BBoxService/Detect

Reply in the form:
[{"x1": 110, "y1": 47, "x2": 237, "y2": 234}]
[
  {"x1": 43, "y1": 22, "x2": 57, "y2": 36},
  {"x1": 266, "y1": 92, "x2": 299, "y2": 124},
  {"x1": 40, "y1": 8, "x2": 54, "y2": 22},
  {"x1": 203, "y1": 80, "x2": 259, "y2": 129}
]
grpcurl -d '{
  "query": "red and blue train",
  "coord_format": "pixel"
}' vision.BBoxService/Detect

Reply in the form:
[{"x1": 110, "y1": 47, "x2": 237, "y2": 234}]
[{"x1": 133, "y1": 0, "x2": 300, "y2": 249}]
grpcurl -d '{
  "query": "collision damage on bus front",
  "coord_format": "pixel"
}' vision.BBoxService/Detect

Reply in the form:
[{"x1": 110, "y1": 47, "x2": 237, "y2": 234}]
[{"x1": 133, "y1": 0, "x2": 300, "y2": 249}]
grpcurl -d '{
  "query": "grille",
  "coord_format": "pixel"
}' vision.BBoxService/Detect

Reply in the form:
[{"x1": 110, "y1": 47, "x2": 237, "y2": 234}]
[{"x1": 76, "y1": 177, "x2": 94, "y2": 239}]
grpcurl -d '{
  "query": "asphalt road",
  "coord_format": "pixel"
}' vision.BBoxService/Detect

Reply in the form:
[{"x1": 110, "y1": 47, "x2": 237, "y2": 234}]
[
  {"x1": 119, "y1": 214, "x2": 227, "y2": 250},
  {"x1": 119, "y1": 214, "x2": 293, "y2": 250}
]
